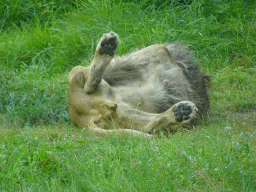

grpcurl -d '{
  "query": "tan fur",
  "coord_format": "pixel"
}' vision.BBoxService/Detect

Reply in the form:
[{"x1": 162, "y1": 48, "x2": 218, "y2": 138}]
[{"x1": 68, "y1": 32, "x2": 209, "y2": 136}]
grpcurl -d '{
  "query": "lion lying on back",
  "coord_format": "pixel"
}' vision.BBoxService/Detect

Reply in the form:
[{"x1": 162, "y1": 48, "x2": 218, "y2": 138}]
[{"x1": 68, "y1": 32, "x2": 210, "y2": 136}]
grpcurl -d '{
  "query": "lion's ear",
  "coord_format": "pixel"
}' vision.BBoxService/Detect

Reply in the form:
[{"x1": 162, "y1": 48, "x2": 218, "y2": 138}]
[{"x1": 74, "y1": 71, "x2": 86, "y2": 88}]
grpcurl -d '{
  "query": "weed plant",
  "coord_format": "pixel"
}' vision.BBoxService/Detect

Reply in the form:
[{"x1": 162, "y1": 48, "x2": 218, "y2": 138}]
[{"x1": 0, "y1": 0, "x2": 255, "y2": 191}]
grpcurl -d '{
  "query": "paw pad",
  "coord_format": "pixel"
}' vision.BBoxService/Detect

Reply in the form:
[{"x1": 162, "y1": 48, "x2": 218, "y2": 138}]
[
  {"x1": 173, "y1": 102, "x2": 196, "y2": 123},
  {"x1": 99, "y1": 32, "x2": 119, "y2": 56}
]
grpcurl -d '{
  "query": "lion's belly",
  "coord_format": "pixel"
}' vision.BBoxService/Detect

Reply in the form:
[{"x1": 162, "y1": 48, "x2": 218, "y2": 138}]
[{"x1": 112, "y1": 82, "x2": 169, "y2": 113}]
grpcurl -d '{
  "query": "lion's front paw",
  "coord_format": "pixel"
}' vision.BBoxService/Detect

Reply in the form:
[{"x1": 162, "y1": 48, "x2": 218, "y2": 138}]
[
  {"x1": 98, "y1": 32, "x2": 120, "y2": 56},
  {"x1": 173, "y1": 101, "x2": 198, "y2": 123}
]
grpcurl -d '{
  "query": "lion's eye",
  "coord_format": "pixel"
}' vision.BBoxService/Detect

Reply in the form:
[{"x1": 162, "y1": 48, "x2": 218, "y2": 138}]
[{"x1": 94, "y1": 120, "x2": 100, "y2": 125}]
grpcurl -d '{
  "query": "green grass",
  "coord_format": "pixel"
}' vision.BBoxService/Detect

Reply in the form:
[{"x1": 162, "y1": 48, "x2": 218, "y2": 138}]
[
  {"x1": 1, "y1": 123, "x2": 255, "y2": 191},
  {"x1": 0, "y1": 0, "x2": 256, "y2": 191}
]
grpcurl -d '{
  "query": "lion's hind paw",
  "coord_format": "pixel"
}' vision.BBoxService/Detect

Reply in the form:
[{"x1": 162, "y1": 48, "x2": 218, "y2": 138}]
[{"x1": 173, "y1": 101, "x2": 198, "y2": 123}]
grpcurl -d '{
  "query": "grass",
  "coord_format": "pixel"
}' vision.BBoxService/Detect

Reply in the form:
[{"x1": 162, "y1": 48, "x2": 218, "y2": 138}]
[
  {"x1": 1, "y1": 123, "x2": 255, "y2": 191},
  {"x1": 0, "y1": 0, "x2": 256, "y2": 191}
]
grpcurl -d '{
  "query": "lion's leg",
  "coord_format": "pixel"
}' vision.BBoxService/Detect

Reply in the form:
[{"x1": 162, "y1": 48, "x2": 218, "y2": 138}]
[
  {"x1": 87, "y1": 125, "x2": 152, "y2": 138},
  {"x1": 84, "y1": 101, "x2": 197, "y2": 136},
  {"x1": 84, "y1": 32, "x2": 120, "y2": 93},
  {"x1": 142, "y1": 101, "x2": 198, "y2": 133}
]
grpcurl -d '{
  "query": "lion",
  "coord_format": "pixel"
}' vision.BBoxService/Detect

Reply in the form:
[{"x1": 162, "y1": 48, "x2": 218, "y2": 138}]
[{"x1": 68, "y1": 32, "x2": 210, "y2": 137}]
